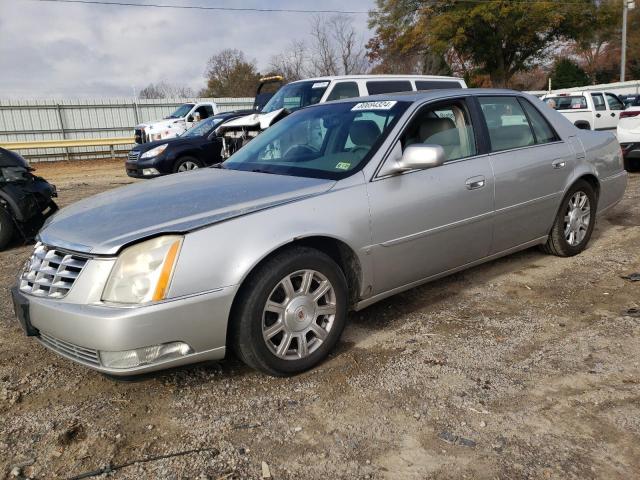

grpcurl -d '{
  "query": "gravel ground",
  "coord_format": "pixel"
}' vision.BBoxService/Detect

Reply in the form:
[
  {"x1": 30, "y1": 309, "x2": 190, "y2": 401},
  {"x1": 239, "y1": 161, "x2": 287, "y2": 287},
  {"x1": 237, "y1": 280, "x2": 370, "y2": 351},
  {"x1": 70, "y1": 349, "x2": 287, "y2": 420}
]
[{"x1": 1, "y1": 159, "x2": 639, "y2": 480}]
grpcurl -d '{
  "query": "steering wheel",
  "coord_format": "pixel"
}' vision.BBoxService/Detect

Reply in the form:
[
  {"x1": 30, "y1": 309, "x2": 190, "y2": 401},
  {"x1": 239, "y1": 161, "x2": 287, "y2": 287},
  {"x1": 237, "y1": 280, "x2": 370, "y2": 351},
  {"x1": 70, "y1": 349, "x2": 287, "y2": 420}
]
[{"x1": 282, "y1": 144, "x2": 318, "y2": 160}]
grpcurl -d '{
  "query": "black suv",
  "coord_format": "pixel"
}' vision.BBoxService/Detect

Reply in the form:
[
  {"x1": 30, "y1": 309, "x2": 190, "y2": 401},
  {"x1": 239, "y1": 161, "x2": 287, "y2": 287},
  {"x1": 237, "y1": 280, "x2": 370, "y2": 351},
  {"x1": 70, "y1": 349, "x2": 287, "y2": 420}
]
[{"x1": 126, "y1": 111, "x2": 250, "y2": 178}]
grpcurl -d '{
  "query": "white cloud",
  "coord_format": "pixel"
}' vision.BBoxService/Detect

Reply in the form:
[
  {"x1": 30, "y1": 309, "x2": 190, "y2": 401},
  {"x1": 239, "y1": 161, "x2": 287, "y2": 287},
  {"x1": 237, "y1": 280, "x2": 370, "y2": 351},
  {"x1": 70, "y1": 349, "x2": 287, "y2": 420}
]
[{"x1": 0, "y1": 0, "x2": 374, "y2": 98}]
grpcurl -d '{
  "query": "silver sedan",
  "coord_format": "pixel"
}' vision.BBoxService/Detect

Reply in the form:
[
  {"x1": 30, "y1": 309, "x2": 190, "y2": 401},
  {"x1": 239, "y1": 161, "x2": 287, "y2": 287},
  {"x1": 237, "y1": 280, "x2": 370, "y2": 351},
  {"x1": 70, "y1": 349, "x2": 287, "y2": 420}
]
[{"x1": 12, "y1": 89, "x2": 627, "y2": 376}]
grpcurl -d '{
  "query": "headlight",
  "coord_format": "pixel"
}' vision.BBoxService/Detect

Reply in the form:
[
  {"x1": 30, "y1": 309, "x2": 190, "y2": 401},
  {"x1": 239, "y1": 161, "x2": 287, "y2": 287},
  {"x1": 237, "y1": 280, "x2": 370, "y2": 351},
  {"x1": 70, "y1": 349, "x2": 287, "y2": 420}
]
[
  {"x1": 102, "y1": 236, "x2": 183, "y2": 304},
  {"x1": 141, "y1": 144, "x2": 168, "y2": 159}
]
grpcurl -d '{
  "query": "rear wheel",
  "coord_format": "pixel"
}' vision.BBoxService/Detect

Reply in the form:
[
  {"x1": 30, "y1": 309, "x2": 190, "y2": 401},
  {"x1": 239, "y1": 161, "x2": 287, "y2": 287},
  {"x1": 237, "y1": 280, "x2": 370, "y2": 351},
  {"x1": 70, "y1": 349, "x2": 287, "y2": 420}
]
[
  {"x1": 0, "y1": 207, "x2": 15, "y2": 251},
  {"x1": 542, "y1": 180, "x2": 596, "y2": 257},
  {"x1": 174, "y1": 156, "x2": 202, "y2": 173},
  {"x1": 230, "y1": 247, "x2": 348, "y2": 376}
]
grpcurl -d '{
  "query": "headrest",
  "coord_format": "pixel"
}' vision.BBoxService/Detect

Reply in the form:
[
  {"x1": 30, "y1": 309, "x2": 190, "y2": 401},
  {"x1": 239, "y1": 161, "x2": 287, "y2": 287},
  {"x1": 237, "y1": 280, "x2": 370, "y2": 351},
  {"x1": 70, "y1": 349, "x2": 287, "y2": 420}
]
[
  {"x1": 349, "y1": 120, "x2": 381, "y2": 147},
  {"x1": 419, "y1": 117, "x2": 455, "y2": 143}
]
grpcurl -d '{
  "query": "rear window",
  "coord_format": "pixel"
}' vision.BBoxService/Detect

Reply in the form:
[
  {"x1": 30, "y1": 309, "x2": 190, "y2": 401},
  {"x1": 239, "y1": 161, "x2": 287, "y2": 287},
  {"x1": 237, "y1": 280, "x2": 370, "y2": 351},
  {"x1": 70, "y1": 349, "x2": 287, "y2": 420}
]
[
  {"x1": 366, "y1": 81, "x2": 413, "y2": 95},
  {"x1": 545, "y1": 96, "x2": 587, "y2": 110},
  {"x1": 415, "y1": 80, "x2": 462, "y2": 90}
]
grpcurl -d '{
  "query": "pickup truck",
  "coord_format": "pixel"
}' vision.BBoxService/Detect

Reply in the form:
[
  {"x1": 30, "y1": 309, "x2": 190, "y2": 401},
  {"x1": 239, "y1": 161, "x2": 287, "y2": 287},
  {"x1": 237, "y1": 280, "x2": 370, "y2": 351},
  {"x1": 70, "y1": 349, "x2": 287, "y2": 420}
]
[
  {"x1": 541, "y1": 91, "x2": 625, "y2": 131},
  {"x1": 134, "y1": 102, "x2": 218, "y2": 144}
]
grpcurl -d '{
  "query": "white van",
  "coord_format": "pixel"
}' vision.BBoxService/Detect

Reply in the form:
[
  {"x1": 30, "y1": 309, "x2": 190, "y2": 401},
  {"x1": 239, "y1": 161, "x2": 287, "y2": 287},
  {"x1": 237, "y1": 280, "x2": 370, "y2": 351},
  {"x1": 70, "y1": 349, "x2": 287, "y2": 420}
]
[{"x1": 218, "y1": 75, "x2": 467, "y2": 158}]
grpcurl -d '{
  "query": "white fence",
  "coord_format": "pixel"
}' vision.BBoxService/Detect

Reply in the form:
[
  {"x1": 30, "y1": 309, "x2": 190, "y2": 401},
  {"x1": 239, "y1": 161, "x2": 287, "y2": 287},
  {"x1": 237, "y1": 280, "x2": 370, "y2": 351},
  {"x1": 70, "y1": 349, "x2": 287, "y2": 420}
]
[{"x1": 0, "y1": 97, "x2": 253, "y2": 161}]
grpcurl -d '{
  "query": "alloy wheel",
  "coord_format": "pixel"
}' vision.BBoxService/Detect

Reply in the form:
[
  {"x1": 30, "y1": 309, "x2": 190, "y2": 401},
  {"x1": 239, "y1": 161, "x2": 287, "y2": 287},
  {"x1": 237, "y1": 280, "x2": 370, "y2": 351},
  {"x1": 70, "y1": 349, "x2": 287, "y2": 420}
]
[
  {"x1": 262, "y1": 269, "x2": 337, "y2": 360},
  {"x1": 564, "y1": 191, "x2": 591, "y2": 246},
  {"x1": 177, "y1": 161, "x2": 199, "y2": 172}
]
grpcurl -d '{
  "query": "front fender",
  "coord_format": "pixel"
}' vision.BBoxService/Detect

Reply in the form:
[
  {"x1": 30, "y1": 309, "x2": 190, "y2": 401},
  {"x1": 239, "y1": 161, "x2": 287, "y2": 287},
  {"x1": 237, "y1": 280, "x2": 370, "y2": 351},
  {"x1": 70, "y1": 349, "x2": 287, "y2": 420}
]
[{"x1": 167, "y1": 173, "x2": 373, "y2": 301}]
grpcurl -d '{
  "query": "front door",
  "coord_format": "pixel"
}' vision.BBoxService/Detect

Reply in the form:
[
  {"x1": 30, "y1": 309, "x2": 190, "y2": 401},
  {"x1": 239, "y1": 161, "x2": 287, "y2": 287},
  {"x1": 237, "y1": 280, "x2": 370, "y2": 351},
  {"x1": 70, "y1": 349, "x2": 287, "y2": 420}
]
[{"x1": 366, "y1": 98, "x2": 495, "y2": 295}]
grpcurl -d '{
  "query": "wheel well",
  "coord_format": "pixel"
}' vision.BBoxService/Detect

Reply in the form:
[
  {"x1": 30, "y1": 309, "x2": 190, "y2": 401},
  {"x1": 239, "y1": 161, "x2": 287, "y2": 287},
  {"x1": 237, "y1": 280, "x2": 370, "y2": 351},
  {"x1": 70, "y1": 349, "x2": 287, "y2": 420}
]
[
  {"x1": 577, "y1": 174, "x2": 600, "y2": 202},
  {"x1": 239, "y1": 237, "x2": 362, "y2": 309}
]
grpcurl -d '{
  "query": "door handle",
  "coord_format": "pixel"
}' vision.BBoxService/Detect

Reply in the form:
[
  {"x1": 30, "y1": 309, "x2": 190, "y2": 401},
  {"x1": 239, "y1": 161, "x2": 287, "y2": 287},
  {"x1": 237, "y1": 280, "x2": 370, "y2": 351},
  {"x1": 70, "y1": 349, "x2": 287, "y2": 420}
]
[
  {"x1": 596, "y1": 113, "x2": 601, "y2": 118},
  {"x1": 611, "y1": 112, "x2": 616, "y2": 117},
  {"x1": 552, "y1": 159, "x2": 566, "y2": 169},
  {"x1": 465, "y1": 176, "x2": 485, "y2": 190}
]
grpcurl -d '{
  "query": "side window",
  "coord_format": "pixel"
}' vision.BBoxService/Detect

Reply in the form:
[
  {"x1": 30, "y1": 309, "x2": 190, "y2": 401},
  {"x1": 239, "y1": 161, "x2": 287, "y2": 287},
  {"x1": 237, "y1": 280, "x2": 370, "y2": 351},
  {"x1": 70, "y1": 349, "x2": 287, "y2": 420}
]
[
  {"x1": 195, "y1": 105, "x2": 210, "y2": 119},
  {"x1": 415, "y1": 80, "x2": 463, "y2": 90},
  {"x1": 478, "y1": 96, "x2": 535, "y2": 152},
  {"x1": 326, "y1": 82, "x2": 359, "y2": 101},
  {"x1": 400, "y1": 99, "x2": 477, "y2": 162},
  {"x1": 366, "y1": 81, "x2": 412, "y2": 95},
  {"x1": 519, "y1": 99, "x2": 559, "y2": 144},
  {"x1": 591, "y1": 93, "x2": 606, "y2": 111},
  {"x1": 605, "y1": 93, "x2": 624, "y2": 111}
]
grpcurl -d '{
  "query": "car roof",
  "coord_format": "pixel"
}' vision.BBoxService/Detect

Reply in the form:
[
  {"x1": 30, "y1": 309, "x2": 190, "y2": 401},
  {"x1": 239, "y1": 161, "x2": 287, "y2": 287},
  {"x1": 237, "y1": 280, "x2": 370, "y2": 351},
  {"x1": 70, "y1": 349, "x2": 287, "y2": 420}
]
[
  {"x1": 321, "y1": 88, "x2": 523, "y2": 106},
  {"x1": 289, "y1": 74, "x2": 465, "y2": 84}
]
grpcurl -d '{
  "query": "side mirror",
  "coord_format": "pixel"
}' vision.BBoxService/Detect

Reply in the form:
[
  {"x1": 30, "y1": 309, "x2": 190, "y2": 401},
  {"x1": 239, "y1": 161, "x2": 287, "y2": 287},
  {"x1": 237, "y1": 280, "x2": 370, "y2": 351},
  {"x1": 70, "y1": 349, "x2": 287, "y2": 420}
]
[
  {"x1": 379, "y1": 143, "x2": 445, "y2": 176},
  {"x1": 187, "y1": 115, "x2": 194, "y2": 122}
]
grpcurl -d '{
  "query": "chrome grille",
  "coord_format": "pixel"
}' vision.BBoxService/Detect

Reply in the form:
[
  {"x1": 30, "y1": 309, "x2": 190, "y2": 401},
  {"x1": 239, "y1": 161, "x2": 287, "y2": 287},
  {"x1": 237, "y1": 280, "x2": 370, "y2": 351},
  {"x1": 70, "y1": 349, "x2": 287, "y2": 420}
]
[
  {"x1": 39, "y1": 333, "x2": 100, "y2": 366},
  {"x1": 128, "y1": 150, "x2": 141, "y2": 162},
  {"x1": 19, "y1": 243, "x2": 89, "y2": 298}
]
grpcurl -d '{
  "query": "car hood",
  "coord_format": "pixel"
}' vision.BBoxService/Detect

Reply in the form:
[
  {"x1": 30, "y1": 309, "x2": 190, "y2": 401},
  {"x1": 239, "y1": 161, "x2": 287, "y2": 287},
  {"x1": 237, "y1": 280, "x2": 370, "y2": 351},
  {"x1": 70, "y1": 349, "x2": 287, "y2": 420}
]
[
  {"x1": 137, "y1": 118, "x2": 185, "y2": 131},
  {"x1": 219, "y1": 108, "x2": 286, "y2": 130},
  {"x1": 39, "y1": 168, "x2": 335, "y2": 255},
  {"x1": 131, "y1": 136, "x2": 204, "y2": 153}
]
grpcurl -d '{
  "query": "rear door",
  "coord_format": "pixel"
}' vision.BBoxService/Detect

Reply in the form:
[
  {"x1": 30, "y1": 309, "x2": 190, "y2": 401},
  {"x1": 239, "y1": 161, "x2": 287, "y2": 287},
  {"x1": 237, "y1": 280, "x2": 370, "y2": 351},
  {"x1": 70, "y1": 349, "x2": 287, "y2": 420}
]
[
  {"x1": 604, "y1": 92, "x2": 625, "y2": 130},
  {"x1": 366, "y1": 97, "x2": 495, "y2": 294},
  {"x1": 590, "y1": 93, "x2": 611, "y2": 130},
  {"x1": 476, "y1": 96, "x2": 574, "y2": 253}
]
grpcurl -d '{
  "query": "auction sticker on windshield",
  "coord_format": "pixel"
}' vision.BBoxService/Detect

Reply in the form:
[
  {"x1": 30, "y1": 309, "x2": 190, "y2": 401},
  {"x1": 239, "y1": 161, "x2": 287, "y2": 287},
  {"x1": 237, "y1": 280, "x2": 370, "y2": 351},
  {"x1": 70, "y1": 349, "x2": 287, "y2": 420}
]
[
  {"x1": 312, "y1": 82, "x2": 330, "y2": 89},
  {"x1": 352, "y1": 101, "x2": 397, "y2": 111}
]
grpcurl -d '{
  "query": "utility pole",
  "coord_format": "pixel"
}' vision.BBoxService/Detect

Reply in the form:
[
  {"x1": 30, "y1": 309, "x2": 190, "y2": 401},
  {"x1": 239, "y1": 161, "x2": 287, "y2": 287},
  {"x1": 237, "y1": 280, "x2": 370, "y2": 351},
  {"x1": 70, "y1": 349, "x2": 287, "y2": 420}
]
[{"x1": 622, "y1": 0, "x2": 636, "y2": 83}]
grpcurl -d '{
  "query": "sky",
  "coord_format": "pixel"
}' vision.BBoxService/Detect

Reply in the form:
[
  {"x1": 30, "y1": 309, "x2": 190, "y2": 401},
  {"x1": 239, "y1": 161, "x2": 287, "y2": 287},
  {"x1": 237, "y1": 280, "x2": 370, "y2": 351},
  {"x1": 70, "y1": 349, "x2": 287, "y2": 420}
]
[{"x1": 0, "y1": 0, "x2": 375, "y2": 98}]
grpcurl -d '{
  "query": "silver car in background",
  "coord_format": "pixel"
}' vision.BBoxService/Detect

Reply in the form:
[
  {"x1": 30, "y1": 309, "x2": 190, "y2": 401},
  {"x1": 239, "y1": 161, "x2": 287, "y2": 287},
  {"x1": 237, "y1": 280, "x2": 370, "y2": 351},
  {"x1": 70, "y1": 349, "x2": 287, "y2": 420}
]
[{"x1": 11, "y1": 89, "x2": 627, "y2": 376}]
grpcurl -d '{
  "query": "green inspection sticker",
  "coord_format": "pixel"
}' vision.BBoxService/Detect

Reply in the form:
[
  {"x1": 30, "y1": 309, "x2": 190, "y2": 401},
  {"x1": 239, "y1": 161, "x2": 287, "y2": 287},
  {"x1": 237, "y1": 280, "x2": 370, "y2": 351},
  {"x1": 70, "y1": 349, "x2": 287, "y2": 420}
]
[{"x1": 335, "y1": 162, "x2": 351, "y2": 170}]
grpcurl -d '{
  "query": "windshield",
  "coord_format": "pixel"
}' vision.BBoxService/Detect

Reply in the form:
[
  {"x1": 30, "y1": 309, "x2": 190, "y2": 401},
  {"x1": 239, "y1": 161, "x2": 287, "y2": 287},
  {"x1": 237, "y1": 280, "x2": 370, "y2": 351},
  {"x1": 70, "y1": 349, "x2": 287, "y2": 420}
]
[
  {"x1": 167, "y1": 103, "x2": 194, "y2": 119},
  {"x1": 181, "y1": 115, "x2": 226, "y2": 137},
  {"x1": 544, "y1": 96, "x2": 587, "y2": 110},
  {"x1": 261, "y1": 81, "x2": 329, "y2": 114},
  {"x1": 223, "y1": 100, "x2": 409, "y2": 180}
]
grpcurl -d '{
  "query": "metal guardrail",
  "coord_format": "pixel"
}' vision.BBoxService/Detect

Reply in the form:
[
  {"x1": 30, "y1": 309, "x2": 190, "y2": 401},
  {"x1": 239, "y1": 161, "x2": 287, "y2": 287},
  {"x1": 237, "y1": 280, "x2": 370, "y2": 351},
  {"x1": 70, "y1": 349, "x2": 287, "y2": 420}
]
[{"x1": 1, "y1": 137, "x2": 135, "y2": 150}]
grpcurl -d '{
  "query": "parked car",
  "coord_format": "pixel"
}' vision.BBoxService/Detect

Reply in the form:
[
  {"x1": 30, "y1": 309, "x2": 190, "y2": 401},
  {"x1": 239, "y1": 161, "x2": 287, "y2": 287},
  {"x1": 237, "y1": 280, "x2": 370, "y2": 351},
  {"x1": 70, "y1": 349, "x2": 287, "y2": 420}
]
[
  {"x1": 542, "y1": 91, "x2": 625, "y2": 131},
  {"x1": 618, "y1": 95, "x2": 640, "y2": 170},
  {"x1": 620, "y1": 94, "x2": 639, "y2": 108},
  {"x1": 218, "y1": 74, "x2": 467, "y2": 158},
  {"x1": 134, "y1": 101, "x2": 219, "y2": 144},
  {"x1": 0, "y1": 148, "x2": 57, "y2": 251},
  {"x1": 12, "y1": 89, "x2": 627, "y2": 377},
  {"x1": 126, "y1": 111, "x2": 250, "y2": 178}
]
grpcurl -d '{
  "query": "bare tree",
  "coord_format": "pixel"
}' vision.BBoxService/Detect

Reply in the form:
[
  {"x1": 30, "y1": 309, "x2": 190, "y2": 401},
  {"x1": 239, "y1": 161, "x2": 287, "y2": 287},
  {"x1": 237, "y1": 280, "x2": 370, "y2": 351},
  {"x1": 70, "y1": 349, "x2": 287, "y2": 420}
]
[
  {"x1": 138, "y1": 81, "x2": 194, "y2": 99},
  {"x1": 309, "y1": 15, "x2": 339, "y2": 76},
  {"x1": 306, "y1": 15, "x2": 370, "y2": 77},
  {"x1": 269, "y1": 40, "x2": 308, "y2": 81},
  {"x1": 328, "y1": 15, "x2": 369, "y2": 75}
]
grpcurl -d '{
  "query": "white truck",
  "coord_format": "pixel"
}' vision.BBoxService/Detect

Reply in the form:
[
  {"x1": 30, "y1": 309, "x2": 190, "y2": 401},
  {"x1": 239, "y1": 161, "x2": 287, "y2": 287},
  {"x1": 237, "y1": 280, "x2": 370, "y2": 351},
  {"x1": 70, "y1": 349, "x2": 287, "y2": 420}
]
[
  {"x1": 134, "y1": 102, "x2": 218, "y2": 144},
  {"x1": 541, "y1": 91, "x2": 625, "y2": 131}
]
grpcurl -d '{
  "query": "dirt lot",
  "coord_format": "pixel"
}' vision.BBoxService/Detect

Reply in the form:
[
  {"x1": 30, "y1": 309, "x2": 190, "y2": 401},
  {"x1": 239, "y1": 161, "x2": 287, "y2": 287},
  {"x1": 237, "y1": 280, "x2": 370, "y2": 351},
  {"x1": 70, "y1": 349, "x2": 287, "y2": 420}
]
[{"x1": 1, "y1": 159, "x2": 639, "y2": 479}]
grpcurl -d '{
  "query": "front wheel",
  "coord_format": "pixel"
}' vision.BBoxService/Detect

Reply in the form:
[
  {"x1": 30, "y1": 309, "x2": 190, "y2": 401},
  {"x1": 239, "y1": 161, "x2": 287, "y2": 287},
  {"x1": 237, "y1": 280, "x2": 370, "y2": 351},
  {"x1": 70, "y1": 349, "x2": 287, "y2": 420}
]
[
  {"x1": 174, "y1": 157, "x2": 202, "y2": 173},
  {"x1": 542, "y1": 180, "x2": 596, "y2": 257},
  {"x1": 230, "y1": 247, "x2": 348, "y2": 376},
  {"x1": 0, "y1": 207, "x2": 15, "y2": 251}
]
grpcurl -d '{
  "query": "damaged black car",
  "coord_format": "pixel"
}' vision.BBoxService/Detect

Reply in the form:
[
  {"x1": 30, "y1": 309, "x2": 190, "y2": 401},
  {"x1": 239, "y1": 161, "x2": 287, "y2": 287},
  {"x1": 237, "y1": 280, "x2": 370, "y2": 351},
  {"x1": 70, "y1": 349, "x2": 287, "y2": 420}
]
[{"x1": 0, "y1": 148, "x2": 58, "y2": 250}]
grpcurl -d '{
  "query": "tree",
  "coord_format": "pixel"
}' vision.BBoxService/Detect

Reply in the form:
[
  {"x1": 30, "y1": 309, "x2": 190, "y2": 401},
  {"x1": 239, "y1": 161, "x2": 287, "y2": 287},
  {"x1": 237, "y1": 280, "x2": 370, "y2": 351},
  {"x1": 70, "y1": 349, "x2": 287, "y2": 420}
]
[
  {"x1": 550, "y1": 58, "x2": 590, "y2": 89},
  {"x1": 138, "y1": 81, "x2": 194, "y2": 99},
  {"x1": 269, "y1": 40, "x2": 308, "y2": 82},
  {"x1": 368, "y1": 0, "x2": 590, "y2": 87},
  {"x1": 201, "y1": 49, "x2": 261, "y2": 97}
]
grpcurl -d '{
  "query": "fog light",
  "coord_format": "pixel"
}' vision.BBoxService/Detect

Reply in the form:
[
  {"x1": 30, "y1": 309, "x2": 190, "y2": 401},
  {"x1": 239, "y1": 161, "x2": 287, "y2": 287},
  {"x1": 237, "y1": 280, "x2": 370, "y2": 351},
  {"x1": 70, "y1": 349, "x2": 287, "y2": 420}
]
[
  {"x1": 100, "y1": 342, "x2": 193, "y2": 369},
  {"x1": 142, "y1": 168, "x2": 159, "y2": 176}
]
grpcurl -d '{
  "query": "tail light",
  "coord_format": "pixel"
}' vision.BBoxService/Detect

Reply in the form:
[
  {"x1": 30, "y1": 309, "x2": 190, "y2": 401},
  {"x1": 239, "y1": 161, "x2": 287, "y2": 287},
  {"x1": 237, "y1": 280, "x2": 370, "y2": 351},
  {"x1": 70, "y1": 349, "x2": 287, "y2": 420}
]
[{"x1": 620, "y1": 110, "x2": 640, "y2": 118}]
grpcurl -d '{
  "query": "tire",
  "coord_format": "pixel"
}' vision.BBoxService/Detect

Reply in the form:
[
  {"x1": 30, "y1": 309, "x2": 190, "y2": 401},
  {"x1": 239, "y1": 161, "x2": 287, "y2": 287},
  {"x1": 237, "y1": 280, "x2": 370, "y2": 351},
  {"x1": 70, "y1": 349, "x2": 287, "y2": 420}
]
[
  {"x1": 174, "y1": 156, "x2": 202, "y2": 173},
  {"x1": 542, "y1": 180, "x2": 597, "y2": 257},
  {"x1": 0, "y1": 207, "x2": 15, "y2": 251},
  {"x1": 230, "y1": 246, "x2": 348, "y2": 376}
]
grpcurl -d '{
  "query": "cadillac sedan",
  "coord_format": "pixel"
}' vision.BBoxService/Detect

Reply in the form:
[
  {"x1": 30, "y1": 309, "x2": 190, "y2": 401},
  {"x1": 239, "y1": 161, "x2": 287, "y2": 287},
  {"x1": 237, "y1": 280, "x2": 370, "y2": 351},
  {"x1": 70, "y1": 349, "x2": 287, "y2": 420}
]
[{"x1": 12, "y1": 89, "x2": 627, "y2": 377}]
